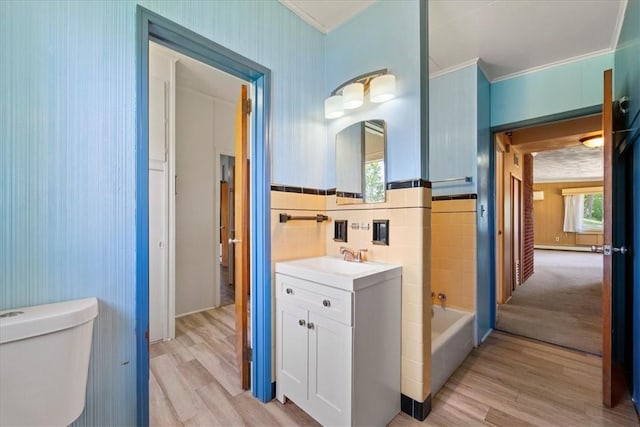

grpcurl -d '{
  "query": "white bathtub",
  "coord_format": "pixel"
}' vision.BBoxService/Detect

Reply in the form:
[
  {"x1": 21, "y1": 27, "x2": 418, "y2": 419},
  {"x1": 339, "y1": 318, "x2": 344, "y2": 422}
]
[{"x1": 431, "y1": 306, "x2": 476, "y2": 396}]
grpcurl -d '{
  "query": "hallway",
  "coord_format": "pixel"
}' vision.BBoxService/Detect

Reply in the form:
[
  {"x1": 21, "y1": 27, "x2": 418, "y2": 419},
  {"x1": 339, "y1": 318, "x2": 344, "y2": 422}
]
[{"x1": 496, "y1": 249, "x2": 602, "y2": 354}]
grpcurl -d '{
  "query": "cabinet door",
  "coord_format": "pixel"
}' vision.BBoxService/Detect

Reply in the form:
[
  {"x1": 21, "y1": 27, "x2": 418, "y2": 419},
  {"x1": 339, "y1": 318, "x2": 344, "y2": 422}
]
[
  {"x1": 307, "y1": 312, "x2": 352, "y2": 426},
  {"x1": 277, "y1": 301, "x2": 308, "y2": 404}
]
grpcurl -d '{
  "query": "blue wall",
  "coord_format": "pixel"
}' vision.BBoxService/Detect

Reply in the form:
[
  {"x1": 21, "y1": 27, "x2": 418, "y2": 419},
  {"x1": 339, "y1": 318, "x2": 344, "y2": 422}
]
[
  {"x1": 633, "y1": 140, "x2": 640, "y2": 413},
  {"x1": 614, "y1": 0, "x2": 640, "y2": 412},
  {"x1": 325, "y1": 0, "x2": 421, "y2": 186},
  {"x1": 0, "y1": 1, "x2": 325, "y2": 425},
  {"x1": 429, "y1": 65, "x2": 477, "y2": 196},
  {"x1": 476, "y1": 67, "x2": 492, "y2": 340},
  {"x1": 614, "y1": 0, "x2": 640, "y2": 128},
  {"x1": 491, "y1": 52, "x2": 614, "y2": 127}
]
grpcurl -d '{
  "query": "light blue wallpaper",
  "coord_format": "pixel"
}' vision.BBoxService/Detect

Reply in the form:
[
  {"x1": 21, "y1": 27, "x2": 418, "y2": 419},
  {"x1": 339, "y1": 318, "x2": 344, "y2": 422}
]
[
  {"x1": 429, "y1": 65, "x2": 477, "y2": 196},
  {"x1": 491, "y1": 52, "x2": 614, "y2": 127},
  {"x1": 1, "y1": 2, "x2": 137, "y2": 425},
  {"x1": 325, "y1": 0, "x2": 421, "y2": 186},
  {"x1": 1, "y1": 1, "x2": 325, "y2": 425}
]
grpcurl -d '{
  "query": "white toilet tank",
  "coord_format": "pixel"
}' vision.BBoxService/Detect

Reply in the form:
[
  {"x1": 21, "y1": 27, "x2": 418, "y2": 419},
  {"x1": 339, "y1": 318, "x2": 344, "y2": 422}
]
[{"x1": 0, "y1": 297, "x2": 98, "y2": 427}]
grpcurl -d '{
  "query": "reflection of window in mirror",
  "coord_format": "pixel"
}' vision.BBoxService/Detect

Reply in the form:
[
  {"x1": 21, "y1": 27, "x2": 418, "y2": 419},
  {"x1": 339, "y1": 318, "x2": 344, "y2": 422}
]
[
  {"x1": 364, "y1": 121, "x2": 385, "y2": 203},
  {"x1": 335, "y1": 120, "x2": 386, "y2": 205}
]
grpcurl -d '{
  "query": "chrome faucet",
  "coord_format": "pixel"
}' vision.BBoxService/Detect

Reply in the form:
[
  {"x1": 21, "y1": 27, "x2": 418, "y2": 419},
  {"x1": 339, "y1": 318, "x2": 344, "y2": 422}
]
[{"x1": 340, "y1": 247, "x2": 368, "y2": 263}]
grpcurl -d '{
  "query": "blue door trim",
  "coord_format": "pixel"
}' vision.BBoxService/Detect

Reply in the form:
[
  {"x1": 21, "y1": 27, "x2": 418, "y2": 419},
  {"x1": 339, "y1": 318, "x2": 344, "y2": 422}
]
[{"x1": 135, "y1": 6, "x2": 273, "y2": 426}]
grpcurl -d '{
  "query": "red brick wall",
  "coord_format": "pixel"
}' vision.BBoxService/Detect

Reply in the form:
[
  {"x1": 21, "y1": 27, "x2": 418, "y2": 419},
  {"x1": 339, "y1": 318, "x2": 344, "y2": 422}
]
[{"x1": 523, "y1": 154, "x2": 534, "y2": 281}]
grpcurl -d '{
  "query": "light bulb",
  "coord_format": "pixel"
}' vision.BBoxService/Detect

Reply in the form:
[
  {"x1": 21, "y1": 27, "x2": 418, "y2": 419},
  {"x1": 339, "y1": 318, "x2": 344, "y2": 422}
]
[{"x1": 370, "y1": 74, "x2": 396, "y2": 103}]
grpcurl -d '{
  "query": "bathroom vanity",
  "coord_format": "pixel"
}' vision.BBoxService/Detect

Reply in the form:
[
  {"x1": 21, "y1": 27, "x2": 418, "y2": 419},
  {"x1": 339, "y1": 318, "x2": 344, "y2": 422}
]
[{"x1": 275, "y1": 256, "x2": 401, "y2": 426}]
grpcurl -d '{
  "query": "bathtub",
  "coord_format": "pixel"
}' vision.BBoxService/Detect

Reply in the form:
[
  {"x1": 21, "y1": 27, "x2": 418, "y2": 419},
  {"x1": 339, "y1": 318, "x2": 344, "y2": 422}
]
[{"x1": 431, "y1": 306, "x2": 476, "y2": 396}]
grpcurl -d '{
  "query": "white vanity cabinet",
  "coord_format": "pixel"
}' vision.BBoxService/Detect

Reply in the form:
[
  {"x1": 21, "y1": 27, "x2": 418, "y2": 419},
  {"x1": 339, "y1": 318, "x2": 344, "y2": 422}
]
[{"x1": 275, "y1": 256, "x2": 401, "y2": 427}]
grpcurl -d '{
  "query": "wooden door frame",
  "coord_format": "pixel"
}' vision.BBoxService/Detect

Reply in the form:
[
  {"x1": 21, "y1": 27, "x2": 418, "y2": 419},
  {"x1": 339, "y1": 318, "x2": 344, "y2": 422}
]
[{"x1": 136, "y1": 7, "x2": 273, "y2": 426}]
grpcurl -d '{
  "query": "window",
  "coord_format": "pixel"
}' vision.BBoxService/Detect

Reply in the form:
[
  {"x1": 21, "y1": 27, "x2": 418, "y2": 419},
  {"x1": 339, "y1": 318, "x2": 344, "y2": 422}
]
[
  {"x1": 364, "y1": 160, "x2": 385, "y2": 203},
  {"x1": 582, "y1": 193, "x2": 603, "y2": 232},
  {"x1": 562, "y1": 186, "x2": 604, "y2": 233}
]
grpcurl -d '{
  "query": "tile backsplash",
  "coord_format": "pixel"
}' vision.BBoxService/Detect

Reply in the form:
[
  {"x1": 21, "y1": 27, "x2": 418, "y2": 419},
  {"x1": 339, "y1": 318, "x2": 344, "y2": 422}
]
[{"x1": 431, "y1": 198, "x2": 477, "y2": 311}]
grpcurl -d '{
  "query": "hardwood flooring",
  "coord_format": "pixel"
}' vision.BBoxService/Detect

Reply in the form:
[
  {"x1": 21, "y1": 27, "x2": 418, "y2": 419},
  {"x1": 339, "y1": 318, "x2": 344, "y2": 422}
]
[{"x1": 151, "y1": 307, "x2": 639, "y2": 426}]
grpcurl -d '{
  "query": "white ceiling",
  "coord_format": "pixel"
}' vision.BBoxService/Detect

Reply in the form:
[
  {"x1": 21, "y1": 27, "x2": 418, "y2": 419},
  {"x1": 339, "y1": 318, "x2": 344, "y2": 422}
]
[
  {"x1": 533, "y1": 145, "x2": 603, "y2": 183},
  {"x1": 151, "y1": 42, "x2": 245, "y2": 103},
  {"x1": 280, "y1": 0, "x2": 376, "y2": 33},
  {"x1": 281, "y1": 0, "x2": 627, "y2": 82}
]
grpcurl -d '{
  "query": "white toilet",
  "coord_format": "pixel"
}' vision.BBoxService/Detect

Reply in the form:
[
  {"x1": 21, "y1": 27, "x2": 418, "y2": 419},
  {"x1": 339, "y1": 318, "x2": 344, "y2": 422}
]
[{"x1": 0, "y1": 297, "x2": 98, "y2": 426}]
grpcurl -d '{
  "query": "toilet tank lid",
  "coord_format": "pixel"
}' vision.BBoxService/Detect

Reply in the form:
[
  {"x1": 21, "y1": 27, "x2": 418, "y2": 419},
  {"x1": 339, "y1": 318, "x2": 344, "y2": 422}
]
[{"x1": 0, "y1": 297, "x2": 98, "y2": 344}]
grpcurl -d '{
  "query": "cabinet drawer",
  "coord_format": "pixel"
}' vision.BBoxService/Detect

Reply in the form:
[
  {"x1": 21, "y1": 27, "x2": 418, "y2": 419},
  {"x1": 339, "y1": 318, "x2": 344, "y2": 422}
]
[{"x1": 276, "y1": 274, "x2": 353, "y2": 326}]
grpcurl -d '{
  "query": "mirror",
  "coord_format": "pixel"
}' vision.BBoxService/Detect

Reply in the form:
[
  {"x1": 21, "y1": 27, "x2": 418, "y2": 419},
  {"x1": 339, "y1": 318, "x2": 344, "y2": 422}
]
[{"x1": 335, "y1": 120, "x2": 386, "y2": 205}]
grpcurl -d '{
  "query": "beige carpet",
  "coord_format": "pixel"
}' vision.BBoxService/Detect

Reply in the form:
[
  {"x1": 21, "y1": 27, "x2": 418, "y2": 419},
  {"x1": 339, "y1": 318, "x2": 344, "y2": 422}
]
[{"x1": 496, "y1": 249, "x2": 603, "y2": 355}]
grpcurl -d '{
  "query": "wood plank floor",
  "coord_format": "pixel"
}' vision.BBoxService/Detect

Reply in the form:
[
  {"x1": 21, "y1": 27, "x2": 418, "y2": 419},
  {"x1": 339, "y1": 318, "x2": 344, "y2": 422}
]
[{"x1": 150, "y1": 307, "x2": 639, "y2": 426}]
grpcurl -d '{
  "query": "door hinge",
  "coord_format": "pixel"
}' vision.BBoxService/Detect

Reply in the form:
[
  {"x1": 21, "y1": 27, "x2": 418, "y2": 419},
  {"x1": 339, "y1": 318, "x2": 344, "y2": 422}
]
[
  {"x1": 242, "y1": 98, "x2": 252, "y2": 114},
  {"x1": 245, "y1": 347, "x2": 252, "y2": 362}
]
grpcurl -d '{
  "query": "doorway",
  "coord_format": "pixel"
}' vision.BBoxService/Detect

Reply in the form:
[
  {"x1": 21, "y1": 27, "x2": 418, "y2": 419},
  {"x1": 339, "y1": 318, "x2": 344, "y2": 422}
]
[
  {"x1": 147, "y1": 41, "x2": 245, "y2": 336},
  {"x1": 136, "y1": 7, "x2": 273, "y2": 425},
  {"x1": 494, "y1": 114, "x2": 605, "y2": 355}
]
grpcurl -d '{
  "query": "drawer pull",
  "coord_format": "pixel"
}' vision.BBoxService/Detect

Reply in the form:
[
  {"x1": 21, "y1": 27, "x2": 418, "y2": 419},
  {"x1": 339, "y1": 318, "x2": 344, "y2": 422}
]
[
  {"x1": 298, "y1": 319, "x2": 306, "y2": 327},
  {"x1": 286, "y1": 288, "x2": 293, "y2": 294},
  {"x1": 322, "y1": 299, "x2": 331, "y2": 308},
  {"x1": 307, "y1": 322, "x2": 315, "y2": 330}
]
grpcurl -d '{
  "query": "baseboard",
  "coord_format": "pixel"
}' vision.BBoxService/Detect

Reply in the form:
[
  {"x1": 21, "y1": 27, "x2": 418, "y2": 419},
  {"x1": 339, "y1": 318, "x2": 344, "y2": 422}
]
[
  {"x1": 401, "y1": 393, "x2": 431, "y2": 421},
  {"x1": 175, "y1": 305, "x2": 217, "y2": 318},
  {"x1": 534, "y1": 245, "x2": 593, "y2": 252}
]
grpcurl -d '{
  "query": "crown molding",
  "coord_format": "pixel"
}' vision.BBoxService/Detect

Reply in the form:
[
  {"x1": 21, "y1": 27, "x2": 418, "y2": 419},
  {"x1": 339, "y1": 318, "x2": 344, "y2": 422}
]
[
  {"x1": 279, "y1": 0, "x2": 328, "y2": 33},
  {"x1": 429, "y1": 57, "x2": 481, "y2": 80},
  {"x1": 491, "y1": 49, "x2": 613, "y2": 83}
]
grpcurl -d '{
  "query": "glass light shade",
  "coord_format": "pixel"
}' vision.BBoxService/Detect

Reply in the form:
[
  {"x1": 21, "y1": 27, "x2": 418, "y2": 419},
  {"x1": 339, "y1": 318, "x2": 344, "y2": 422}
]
[
  {"x1": 370, "y1": 74, "x2": 396, "y2": 103},
  {"x1": 324, "y1": 95, "x2": 344, "y2": 119},
  {"x1": 342, "y1": 82, "x2": 364, "y2": 109},
  {"x1": 581, "y1": 136, "x2": 604, "y2": 148}
]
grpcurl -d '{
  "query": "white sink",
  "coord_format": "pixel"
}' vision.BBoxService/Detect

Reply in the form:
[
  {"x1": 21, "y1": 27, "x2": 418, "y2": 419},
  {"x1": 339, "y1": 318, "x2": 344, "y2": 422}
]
[{"x1": 275, "y1": 256, "x2": 401, "y2": 291}]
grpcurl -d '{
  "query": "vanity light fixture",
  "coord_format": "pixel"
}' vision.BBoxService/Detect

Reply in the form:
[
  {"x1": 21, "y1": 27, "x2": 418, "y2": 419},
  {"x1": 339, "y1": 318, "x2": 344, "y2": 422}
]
[
  {"x1": 580, "y1": 134, "x2": 604, "y2": 148},
  {"x1": 370, "y1": 74, "x2": 396, "y2": 103},
  {"x1": 324, "y1": 95, "x2": 344, "y2": 119},
  {"x1": 342, "y1": 82, "x2": 364, "y2": 109},
  {"x1": 324, "y1": 69, "x2": 396, "y2": 119}
]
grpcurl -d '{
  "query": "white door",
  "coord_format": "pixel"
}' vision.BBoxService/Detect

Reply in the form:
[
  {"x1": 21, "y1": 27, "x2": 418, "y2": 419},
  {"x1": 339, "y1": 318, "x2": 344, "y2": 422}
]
[
  {"x1": 277, "y1": 301, "x2": 308, "y2": 404},
  {"x1": 148, "y1": 76, "x2": 168, "y2": 343},
  {"x1": 307, "y1": 312, "x2": 352, "y2": 426}
]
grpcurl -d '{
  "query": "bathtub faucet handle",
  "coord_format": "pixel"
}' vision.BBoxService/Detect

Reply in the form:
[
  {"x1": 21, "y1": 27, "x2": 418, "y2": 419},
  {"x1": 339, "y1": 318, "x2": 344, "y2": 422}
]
[{"x1": 437, "y1": 293, "x2": 447, "y2": 302}]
